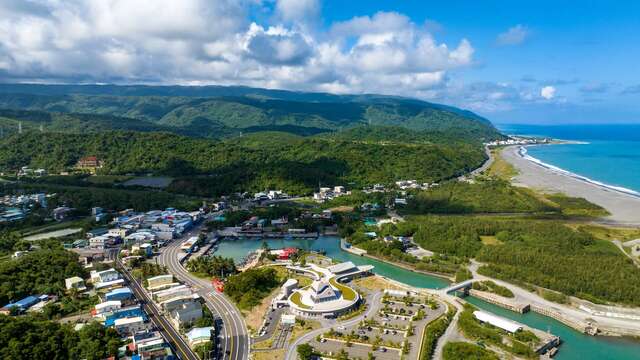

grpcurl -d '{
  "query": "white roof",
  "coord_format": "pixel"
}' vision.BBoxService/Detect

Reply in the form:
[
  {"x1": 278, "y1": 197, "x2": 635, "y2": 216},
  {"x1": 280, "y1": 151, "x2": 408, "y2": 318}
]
[
  {"x1": 473, "y1": 311, "x2": 523, "y2": 333},
  {"x1": 281, "y1": 314, "x2": 296, "y2": 324},
  {"x1": 95, "y1": 300, "x2": 121, "y2": 310},
  {"x1": 327, "y1": 261, "x2": 357, "y2": 274},
  {"x1": 283, "y1": 279, "x2": 298, "y2": 287},
  {"x1": 148, "y1": 274, "x2": 173, "y2": 282},
  {"x1": 94, "y1": 278, "x2": 125, "y2": 289},
  {"x1": 114, "y1": 316, "x2": 144, "y2": 326}
]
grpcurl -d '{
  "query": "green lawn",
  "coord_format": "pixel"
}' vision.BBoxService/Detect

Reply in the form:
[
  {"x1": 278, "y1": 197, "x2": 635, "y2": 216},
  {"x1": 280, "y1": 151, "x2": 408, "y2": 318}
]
[
  {"x1": 329, "y1": 277, "x2": 357, "y2": 301},
  {"x1": 289, "y1": 291, "x2": 311, "y2": 309}
]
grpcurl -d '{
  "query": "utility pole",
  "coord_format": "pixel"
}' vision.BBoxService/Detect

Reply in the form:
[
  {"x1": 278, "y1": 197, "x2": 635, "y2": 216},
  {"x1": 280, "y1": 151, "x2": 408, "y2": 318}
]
[{"x1": 18, "y1": 122, "x2": 22, "y2": 134}]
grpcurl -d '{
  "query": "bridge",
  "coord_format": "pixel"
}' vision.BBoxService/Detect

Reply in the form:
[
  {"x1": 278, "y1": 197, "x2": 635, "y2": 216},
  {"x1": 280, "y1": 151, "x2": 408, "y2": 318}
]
[{"x1": 442, "y1": 279, "x2": 475, "y2": 294}]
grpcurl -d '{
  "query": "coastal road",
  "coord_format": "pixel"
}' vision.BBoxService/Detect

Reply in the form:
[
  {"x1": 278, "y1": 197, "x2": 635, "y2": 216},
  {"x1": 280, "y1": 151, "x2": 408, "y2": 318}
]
[
  {"x1": 502, "y1": 145, "x2": 640, "y2": 225},
  {"x1": 460, "y1": 144, "x2": 493, "y2": 180},
  {"x1": 284, "y1": 291, "x2": 383, "y2": 360},
  {"x1": 157, "y1": 233, "x2": 250, "y2": 360},
  {"x1": 116, "y1": 259, "x2": 199, "y2": 360}
]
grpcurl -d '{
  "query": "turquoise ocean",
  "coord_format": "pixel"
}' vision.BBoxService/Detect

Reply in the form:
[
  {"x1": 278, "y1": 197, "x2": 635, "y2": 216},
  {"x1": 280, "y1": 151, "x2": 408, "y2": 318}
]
[{"x1": 497, "y1": 124, "x2": 640, "y2": 193}]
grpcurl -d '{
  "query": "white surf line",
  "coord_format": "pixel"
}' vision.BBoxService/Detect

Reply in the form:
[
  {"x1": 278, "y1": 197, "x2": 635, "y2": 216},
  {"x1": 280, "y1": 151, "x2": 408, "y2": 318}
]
[{"x1": 517, "y1": 145, "x2": 640, "y2": 199}]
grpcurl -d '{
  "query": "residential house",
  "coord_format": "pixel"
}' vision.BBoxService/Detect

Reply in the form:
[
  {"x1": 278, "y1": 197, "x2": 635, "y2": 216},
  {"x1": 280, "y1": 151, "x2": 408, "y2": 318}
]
[
  {"x1": 169, "y1": 300, "x2": 202, "y2": 329},
  {"x1": 186, "y1": 327, "x2": 214, "y2": 347},
  {"x1": 65, "y1": 276, "x2": 86, "y2": 291},
  {"x1": 114, "y1": 316, "x2": 146, "y2": 336}
]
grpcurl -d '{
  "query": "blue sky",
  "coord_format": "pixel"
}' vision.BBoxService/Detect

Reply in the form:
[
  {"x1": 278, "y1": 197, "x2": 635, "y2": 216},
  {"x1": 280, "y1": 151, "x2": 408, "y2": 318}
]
[{"x1": 0, "y1": 0, "x2": 638, "y2": 124}]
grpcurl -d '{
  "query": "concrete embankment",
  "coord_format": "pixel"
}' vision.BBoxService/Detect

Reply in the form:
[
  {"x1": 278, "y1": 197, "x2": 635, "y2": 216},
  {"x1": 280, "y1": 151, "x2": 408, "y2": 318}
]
[
  {"x1": 467, "y1": 289, "x2": 610, "y2": 336},
  {"x1": 339, "y1": 238, "x2": 453, "y2": 281}
]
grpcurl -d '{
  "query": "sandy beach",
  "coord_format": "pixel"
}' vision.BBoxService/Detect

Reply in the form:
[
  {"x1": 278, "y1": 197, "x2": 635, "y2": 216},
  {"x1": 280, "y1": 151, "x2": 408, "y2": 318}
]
[{"x1": 502, "y1": 145, "x2": 640, "y2": 226}]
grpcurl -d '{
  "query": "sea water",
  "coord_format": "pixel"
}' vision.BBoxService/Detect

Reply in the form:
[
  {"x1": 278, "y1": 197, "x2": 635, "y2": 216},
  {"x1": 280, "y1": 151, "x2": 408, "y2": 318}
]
[{"x1": 497, "y1": 123, "x2": 640, "y2": 193}]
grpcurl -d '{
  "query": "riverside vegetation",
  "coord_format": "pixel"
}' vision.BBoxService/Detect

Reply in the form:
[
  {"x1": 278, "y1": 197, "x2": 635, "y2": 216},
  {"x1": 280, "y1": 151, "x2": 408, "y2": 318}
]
[{"x1": 342, "y1": 178, "x2": 639, "y2": 306}]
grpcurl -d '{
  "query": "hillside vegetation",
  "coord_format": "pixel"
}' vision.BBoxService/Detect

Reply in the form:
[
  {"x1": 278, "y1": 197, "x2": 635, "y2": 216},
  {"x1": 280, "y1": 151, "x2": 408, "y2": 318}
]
[
  {"x1": 0, "y1": 84, "x2": 502, "y2": 141},
  {"x1": 0, "y1": 130, "x2": 486, "y2": 196}
]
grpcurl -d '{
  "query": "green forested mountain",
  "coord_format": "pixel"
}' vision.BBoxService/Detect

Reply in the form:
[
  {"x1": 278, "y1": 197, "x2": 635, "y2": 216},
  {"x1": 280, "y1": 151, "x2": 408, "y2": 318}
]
[
  {"x1": 0, "y1": 130, "x2": 486, "y2": 195},
  {"x1": 0, "y1": 84, "x2": 502, "y2": 195},
  {"x1": 0, "y1": 84, "x2": 502, "y2": 141}
]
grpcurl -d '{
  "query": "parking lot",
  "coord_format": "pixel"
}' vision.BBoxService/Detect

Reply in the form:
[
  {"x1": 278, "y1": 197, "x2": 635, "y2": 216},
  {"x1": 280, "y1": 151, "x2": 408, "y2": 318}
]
[{"x1": 307, "y1": 291, "x2": 446, "y2": 359}]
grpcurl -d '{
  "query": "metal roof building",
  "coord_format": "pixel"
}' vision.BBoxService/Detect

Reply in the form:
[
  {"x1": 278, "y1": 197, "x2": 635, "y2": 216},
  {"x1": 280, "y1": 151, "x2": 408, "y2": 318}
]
[
  {"x1": 327, "y1": 261, "x2": 357, "y2": 274},
  {"x1": 473, "y1": 310, "x2": 523, "y2": 333}
]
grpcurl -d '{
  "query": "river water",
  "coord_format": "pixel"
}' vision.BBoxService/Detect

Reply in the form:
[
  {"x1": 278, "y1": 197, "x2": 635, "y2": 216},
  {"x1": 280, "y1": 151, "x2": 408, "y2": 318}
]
[{"x1": 215, "y1": 236, "x2": 640, "y2": 359}]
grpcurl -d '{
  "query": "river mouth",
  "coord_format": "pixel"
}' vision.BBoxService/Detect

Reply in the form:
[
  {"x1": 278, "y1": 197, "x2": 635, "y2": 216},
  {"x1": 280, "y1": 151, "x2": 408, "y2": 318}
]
[{"x1": 214, "y1": 236, "x2": 640, "y2": 360}]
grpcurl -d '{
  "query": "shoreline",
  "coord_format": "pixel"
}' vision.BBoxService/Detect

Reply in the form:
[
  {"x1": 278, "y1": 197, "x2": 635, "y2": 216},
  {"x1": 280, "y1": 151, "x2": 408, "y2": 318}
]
[
  {"x1": 501, "y1": 145, "x2": 640, "y2": 226},
  {"x1": 517, "y1": 145, "x2": 640, "y2": 199}
]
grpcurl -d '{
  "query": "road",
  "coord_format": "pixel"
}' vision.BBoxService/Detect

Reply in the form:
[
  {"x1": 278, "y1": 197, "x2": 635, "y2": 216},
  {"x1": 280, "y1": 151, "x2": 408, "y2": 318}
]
[
  {"x1": 157, "y1": 227, "x2": 249, "y2": 360},
  {"x1": 116, "y1": 259, "x2": 199, "y2": 360},
  {"x1": 284, "y1": 291, "x2": 383, "y2": 360}
]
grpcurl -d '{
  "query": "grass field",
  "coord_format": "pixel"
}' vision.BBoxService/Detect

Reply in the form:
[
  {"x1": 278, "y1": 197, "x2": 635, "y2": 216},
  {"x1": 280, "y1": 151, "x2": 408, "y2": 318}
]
[
  {"x1": 486, "y1": 147, "x2": 519, "y2": 180},
  {"x1": 480, "y1": 236, "x2": 502, "y2": 245},
  {"x1": 569, "y1": 224, "x2": 640, "y2": 241}
]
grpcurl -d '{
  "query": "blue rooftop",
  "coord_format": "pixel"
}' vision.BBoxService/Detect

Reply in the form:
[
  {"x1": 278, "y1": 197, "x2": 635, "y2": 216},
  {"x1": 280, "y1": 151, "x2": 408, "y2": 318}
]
[
  {"x1": 105, "y1": 287, "x2": 133, "y2": 301},
  {"x1": 4, "y1": 295, "x2": 40, "y2": 310},
  {"x1": 104, "y1": 306, "x2": 146, "y2": 327},
  {"x1": 107, "y1": 287, "x2": 132, "y2": 296}
]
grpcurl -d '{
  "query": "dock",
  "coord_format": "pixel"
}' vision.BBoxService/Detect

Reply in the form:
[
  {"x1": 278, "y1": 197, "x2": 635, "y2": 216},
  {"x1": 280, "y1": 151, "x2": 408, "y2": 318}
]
[
  {"x1": 215, "y1": 228, "x2": 318, "y2": 239},
  {"x1": 467, "y1": 289, "x2": 597, "y2": 335}
]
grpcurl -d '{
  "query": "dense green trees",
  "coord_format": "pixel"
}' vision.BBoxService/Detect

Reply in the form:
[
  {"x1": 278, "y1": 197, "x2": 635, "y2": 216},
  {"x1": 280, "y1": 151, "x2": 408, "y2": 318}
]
[
  {"x1": 0, "y1": 243, "x2": 86, "y2": 305},
  {"x1": 457, "y1": 305, "x2": 537, "y2": 359},
  {"x1": 224, "y1": 267, "x2": 281, "y2": 309},
  {"x1": 0, "y1": 130, "x2": 486, "y2": 196},
  {"x1": 187, "y1": 256, "x2": 237, "y2": 278},
  {"x1": 0, "y1": 316, "x2": 120, "y2": 360},
  {"x1": 403, "y1": 215, "x2": 640, "y2": 305},
  {"x1": 420, "y1": 307, "x2": 455, "y2": 360},
  {"x1": 403, "y1": 180, "x2": 557, "y2": 215},
  {"x1": 296, "y1": 343, "x2": 315, "y2": 360},
  {"x1": 442, "y1": 342, "x2": 499, "y2": 360},
  {"x1": 9, "y1": 182, "x2": 200, "y2": 214},
  {"x1": 0, "y1": 85, "x2": 502, "y2": 142}
]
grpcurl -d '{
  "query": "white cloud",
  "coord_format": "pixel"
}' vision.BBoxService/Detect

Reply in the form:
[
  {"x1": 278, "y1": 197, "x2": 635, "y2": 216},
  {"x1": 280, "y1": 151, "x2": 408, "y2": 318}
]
[
  {"x1": 275, "y1": 0, "x2": 319, "y2": 24},
  {"x1": 0, "y1": 2, "x2": 476, "y2": 103},
  {"x1": 496, "y1": 25, "x2": 530, "y2": 46},
  {"x1": 540, "y1": 86, "x2": 556, "y2": 99}
]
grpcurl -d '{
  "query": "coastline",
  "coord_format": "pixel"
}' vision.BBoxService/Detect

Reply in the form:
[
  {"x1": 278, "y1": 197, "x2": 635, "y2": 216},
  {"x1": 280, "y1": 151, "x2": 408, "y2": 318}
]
[
  {"x1": 501, "y1": 145, "x2": 640, "y2": 226},
  {"x1": 517, "y1": 145, "x2": 640, "y2": 198}
]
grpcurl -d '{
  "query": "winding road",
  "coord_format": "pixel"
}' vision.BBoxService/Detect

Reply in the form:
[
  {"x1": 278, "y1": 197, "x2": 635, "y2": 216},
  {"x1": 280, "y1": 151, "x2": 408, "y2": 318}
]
[{"x1": 157, "y1": 233, "x2": 249, "y2": 360}]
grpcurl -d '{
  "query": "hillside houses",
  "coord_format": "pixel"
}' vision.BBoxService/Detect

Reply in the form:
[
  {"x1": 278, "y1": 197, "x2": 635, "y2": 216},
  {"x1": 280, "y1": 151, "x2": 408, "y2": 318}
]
[{"x1": 313, "y1": 186, "x2": 350, "y2": 202}]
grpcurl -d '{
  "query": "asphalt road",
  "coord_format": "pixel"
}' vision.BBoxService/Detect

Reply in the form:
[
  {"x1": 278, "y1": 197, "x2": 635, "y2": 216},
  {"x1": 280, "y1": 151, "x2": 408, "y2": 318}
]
[
  {"x1": 157, "y1": 228, "x2": 250, "y2": 360},
  {"x1": 116, "y1": 259, "x2": 199, "y2": 360}
]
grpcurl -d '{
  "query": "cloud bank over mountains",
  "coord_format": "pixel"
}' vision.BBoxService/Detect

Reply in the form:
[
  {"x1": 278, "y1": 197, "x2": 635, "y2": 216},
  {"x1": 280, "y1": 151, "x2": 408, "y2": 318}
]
[{"x1": 0, "y1": 1, "x2": 471, "y2": 95}]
